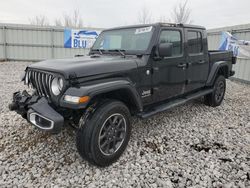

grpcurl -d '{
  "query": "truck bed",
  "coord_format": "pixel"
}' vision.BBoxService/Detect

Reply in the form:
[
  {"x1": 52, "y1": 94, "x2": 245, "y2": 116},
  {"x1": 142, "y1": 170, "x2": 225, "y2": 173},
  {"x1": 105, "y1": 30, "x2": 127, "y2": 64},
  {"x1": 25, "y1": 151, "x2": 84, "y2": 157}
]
[{"x1": 208, "y1": 50, "x2": 236, "y2": 64}]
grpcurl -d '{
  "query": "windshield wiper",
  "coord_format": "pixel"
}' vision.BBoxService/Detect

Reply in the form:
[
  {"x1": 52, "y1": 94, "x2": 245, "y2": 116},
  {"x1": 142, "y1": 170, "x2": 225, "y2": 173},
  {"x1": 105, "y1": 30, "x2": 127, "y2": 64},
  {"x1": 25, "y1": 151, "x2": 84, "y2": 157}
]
[
  {"x1": 108, "y1": 49, "x2": 126, "y2": 57},
  {"x1": 91, "y1": 49, "x2": 104, "y2": 55}
]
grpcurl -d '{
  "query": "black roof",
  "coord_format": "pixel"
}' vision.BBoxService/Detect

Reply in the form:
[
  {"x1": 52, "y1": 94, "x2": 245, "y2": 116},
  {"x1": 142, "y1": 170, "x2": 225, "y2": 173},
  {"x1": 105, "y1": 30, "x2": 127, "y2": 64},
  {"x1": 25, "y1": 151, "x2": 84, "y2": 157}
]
[{"x1": 103, "y1": 22, "x2": 206, "y2": 31}]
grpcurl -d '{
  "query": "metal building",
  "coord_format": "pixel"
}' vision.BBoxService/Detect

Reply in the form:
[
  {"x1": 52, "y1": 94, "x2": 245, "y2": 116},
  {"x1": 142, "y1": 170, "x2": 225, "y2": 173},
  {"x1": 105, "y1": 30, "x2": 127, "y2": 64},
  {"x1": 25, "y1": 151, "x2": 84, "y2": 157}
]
[
  {"x1": 0, "y1": 23, "x2": 102, "y2": 61},
  {"x1": 207, "y1": 24, "x2": 250, "y2": 83}
]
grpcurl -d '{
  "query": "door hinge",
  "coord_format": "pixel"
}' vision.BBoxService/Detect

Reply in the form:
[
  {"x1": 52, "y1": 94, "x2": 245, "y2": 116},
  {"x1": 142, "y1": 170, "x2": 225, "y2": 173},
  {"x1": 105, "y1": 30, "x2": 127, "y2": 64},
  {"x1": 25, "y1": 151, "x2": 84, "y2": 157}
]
[{"x1": 185, "y1": 80, "x2": 191, "y2": 85}]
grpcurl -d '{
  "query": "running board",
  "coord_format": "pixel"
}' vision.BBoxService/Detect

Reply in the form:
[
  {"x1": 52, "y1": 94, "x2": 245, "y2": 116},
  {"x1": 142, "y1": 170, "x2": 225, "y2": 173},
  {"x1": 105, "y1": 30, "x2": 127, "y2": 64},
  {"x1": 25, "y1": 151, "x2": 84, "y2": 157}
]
[{"x1": 138, "y1": 88, "x2": 213, "y2": 119}]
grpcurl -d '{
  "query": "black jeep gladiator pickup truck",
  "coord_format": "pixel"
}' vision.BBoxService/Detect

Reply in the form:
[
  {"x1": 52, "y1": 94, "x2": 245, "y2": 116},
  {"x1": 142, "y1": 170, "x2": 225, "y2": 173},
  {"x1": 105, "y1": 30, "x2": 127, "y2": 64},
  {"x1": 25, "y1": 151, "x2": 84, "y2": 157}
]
[{"x1": 9, "y1": 23, "x2": 236, "y2": 166}]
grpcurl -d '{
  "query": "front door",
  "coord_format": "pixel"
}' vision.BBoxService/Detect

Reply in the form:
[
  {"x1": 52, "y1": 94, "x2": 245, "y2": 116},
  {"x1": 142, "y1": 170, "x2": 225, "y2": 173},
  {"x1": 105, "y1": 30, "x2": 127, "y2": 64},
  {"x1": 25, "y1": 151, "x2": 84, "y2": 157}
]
[{"x1": 152, "y1": 28, "x2": 186, "y2": 102}]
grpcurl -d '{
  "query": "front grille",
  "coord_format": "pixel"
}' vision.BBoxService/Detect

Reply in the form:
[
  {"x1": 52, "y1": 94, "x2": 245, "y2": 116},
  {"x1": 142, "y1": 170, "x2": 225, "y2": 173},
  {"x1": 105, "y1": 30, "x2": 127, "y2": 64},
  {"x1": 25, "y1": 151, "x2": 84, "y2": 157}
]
[{"x1": 26, "y1": 69, "x2": 54, "y2": 98}]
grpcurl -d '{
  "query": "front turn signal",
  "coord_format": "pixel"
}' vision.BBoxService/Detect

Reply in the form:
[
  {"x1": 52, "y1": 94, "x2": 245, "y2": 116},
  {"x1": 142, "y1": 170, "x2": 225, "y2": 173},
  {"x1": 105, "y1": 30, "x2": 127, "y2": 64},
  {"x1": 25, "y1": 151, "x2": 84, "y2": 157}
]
[{"x1": 79, "y1": 96, "x2": 90, "y2": 103}]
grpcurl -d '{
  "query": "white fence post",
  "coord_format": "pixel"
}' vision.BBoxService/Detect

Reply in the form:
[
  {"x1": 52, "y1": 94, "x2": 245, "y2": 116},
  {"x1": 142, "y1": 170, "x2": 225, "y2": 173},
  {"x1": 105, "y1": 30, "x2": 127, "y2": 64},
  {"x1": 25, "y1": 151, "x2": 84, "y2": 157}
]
[
  {"x1": 51, "y1": 28, "x2": 54, "y2": 59},
  {"x1": 3, "y1": 26, "x2": 7, "y2": 61}
]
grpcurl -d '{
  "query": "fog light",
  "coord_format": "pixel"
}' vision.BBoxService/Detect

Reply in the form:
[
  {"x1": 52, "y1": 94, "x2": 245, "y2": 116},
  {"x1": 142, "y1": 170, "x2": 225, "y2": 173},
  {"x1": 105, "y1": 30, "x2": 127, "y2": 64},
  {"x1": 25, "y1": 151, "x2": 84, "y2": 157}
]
[{"x1": 64, "y1": 95, "x2": 90, "y2": 104}]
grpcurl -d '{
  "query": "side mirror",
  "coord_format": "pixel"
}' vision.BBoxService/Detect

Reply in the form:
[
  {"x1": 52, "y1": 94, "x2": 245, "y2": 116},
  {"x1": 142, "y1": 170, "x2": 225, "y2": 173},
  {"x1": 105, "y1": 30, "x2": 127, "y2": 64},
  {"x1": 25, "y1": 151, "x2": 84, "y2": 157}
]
[{"x1": 158, "y1": 43, "x2": 173, "y2": 57}]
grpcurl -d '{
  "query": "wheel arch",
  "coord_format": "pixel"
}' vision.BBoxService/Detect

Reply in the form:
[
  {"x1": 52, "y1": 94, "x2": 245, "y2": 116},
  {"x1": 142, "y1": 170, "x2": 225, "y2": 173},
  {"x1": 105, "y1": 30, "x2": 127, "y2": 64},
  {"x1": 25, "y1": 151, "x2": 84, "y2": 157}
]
[
  {"x1": 60, "y1": 79, "x2": 143, "y2": 114},
  {"x1": 90, "y1": 88, "x2": 142, "y2": 115},
  {"x1": 206, "y1": 61, "x2": 230, "y2": 86}
]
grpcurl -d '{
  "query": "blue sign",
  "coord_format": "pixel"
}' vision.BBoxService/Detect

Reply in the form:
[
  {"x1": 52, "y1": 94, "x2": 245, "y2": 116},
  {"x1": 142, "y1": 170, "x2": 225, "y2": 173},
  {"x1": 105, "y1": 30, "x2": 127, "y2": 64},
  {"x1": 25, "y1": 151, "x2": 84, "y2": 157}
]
[
  {"x1": 64, "y1": 29, "x2": 100, "y2": 48},
  {"x1": 219, "y1": 32, "x2": 250, "y2": 58}
]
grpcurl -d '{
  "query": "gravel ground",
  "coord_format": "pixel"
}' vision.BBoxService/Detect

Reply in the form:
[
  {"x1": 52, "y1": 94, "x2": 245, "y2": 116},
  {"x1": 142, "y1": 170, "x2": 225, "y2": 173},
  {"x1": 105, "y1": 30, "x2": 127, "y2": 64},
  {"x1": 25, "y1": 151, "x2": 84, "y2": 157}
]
[{"x1": 0, "y1": 61, "x2": 250, "y2": 187}]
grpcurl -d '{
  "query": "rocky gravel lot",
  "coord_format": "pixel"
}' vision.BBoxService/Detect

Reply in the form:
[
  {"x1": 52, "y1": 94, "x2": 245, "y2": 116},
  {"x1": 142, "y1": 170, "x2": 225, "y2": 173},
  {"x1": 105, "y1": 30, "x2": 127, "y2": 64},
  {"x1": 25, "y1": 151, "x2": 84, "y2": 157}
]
[{"x1": 0, "y1": 61, "x2": 250, "y2": 187}]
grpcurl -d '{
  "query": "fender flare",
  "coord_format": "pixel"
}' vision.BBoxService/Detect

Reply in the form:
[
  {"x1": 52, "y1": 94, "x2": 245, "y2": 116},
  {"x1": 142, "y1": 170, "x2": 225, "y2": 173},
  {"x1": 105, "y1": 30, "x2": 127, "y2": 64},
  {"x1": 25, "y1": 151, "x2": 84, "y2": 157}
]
[
  {"x1": 206, "y1": 61, "x2": 230, "y2": 86},
  {"x1": 60, "y1": 79, "x2": 143, "y2": 111}
]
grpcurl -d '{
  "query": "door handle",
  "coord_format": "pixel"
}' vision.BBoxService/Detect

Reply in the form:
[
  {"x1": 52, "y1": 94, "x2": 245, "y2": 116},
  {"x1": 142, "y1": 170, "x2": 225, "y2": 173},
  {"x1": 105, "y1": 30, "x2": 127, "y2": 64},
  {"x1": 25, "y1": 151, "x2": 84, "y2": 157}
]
[
  {"x1": 177, "y1": 63, "x2": 187, "y2": 68},
  {"x1": 152, "y1": 67, "x2": 159, "y2": 72},
  {"x1": 198, "y1": 60, "x2": 205, "y2": 64}
]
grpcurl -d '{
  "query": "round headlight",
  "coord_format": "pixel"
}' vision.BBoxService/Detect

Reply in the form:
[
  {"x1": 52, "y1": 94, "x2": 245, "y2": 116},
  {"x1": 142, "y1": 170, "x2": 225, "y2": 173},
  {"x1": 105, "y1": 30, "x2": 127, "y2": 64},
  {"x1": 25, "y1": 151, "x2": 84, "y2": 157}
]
[
  {"x1": 51, "y1": 77, "x2": 64, "y2": 96},
  {"x1": 58, "y1": 78, "x2": 64, "y2": 90}
]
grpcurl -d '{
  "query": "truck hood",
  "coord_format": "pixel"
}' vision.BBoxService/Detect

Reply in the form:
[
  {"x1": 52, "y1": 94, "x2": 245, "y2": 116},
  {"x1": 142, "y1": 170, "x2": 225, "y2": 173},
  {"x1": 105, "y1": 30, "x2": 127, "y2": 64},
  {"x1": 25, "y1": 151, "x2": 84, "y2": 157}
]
[{"x1": 28, "y1": 56, "x2": 138, "y2": 79}]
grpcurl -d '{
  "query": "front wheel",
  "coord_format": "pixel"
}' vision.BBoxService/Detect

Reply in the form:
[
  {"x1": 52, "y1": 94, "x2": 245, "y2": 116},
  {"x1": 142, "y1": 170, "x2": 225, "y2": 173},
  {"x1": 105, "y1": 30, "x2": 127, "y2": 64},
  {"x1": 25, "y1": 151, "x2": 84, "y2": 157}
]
[
  {"x1": 76, "y1": 100, "x2": 131, "y2": 166},
  {"x1": 204, "y1": 75, "x2": 226, "y2": 107}
]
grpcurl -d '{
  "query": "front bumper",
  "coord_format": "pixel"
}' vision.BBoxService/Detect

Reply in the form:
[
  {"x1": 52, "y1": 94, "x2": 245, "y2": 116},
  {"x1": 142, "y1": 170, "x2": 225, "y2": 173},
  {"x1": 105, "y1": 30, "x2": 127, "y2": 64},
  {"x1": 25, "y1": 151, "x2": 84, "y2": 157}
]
[{"x1": 9, "y1": 91, "x2": 64, "y2": 133}]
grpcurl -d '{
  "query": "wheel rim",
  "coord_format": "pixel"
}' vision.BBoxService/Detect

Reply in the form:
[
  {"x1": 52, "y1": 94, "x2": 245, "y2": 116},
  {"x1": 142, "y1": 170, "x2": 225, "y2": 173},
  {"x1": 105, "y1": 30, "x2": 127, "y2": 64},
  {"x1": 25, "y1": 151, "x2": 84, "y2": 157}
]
[
  {"x1": 215, "y1": 80, "x2": 225, "y2": 102},
  {"x1": 98, "y1": 113, "x2": 127, "y2": 156}
]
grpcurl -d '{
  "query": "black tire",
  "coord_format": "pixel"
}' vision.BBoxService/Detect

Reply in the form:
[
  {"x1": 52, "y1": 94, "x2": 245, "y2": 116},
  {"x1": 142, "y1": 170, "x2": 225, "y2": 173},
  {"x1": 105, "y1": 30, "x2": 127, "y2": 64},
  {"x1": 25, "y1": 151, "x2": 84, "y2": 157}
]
[
  {"x1": 204, "y1": 75, "x2": 226, "y2": 107},
  {"x1": 76, "y1": 100, "x2": 131, "y2": 166}
]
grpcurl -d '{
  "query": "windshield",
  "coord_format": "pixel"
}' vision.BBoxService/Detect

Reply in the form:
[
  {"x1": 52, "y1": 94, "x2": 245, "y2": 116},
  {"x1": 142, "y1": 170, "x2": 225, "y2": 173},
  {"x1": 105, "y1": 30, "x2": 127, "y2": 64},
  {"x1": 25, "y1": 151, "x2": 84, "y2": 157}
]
[{"x1": 92, "y1": 26, "x2": 154, "y2": 53}]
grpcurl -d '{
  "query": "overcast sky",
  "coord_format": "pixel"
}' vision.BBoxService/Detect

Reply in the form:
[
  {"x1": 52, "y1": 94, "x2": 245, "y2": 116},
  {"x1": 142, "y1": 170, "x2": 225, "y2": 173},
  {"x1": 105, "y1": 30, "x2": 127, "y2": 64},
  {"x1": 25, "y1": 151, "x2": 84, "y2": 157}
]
[{"x1": 0, "y1": 0, "x2": 250, "y2": 29}]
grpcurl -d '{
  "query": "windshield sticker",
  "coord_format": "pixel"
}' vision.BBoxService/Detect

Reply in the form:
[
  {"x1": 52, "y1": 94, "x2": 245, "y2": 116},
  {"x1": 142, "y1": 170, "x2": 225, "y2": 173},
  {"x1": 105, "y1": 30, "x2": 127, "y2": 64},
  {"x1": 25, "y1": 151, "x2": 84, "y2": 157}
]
[{"x1": 135, "y1": 26, "x2": 152, "y2": 34}]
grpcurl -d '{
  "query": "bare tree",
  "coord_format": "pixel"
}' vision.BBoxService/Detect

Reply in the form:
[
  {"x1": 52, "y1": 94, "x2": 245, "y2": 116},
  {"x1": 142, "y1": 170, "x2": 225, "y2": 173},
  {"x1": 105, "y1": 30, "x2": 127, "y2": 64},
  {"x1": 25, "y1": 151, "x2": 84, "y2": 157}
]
[
  {"x1": 137, "y1": 6, "x2": 153, "y2": 24},
  {"x1": 54, "y1": 9, "x2": 84, "y2": 28},
  {"x1": 54, "y1": 18, "x2": 62, "y2": 27},
  {"x1": 171, "y1": 0, "x2": 192, "y2": 24},
  {"x1": 71, "y1": 9, "x2": 84, "y2": 28},
  {"x1": 157, "y1": 15, "x2": 171, "y2": 23},
  {"x1": 30, "y1": 9, "x2": 84, "y2": 28},
  {"x1": 29, "y1": 15, "x2": 50, "y2": 26}
]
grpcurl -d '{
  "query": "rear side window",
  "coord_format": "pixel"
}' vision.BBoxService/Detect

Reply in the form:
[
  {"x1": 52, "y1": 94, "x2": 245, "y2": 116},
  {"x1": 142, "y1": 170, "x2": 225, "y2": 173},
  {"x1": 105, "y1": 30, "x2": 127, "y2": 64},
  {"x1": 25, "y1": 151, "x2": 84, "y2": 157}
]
[
  {"x1": 187, "y1": 31, "x2": 203, "y2": 54},
  {"x1": 159, "y1": 30, "x2": 182, "y2": 57}
]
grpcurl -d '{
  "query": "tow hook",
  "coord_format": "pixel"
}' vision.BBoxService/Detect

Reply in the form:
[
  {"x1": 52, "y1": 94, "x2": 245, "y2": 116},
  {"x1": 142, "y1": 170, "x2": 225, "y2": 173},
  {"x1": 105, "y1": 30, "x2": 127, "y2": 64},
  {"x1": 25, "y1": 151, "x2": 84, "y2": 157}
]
[
  {"x1": 8, "y1": 102, "x2": 18, "y2": 111},
  {"x1": 9, "y1": 91, "x2": 29, "y2": 110},
  {"x1": 8, "y1": 91, "x2": 39, "y2": 118}
]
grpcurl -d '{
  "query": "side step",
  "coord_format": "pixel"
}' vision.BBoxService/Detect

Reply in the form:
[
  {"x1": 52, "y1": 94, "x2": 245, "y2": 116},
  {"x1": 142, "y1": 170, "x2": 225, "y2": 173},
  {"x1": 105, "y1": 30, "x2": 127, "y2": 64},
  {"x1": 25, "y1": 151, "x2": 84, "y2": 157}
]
[{"x1": 138, "y1": 88, "x2": 213, "y2": 119}]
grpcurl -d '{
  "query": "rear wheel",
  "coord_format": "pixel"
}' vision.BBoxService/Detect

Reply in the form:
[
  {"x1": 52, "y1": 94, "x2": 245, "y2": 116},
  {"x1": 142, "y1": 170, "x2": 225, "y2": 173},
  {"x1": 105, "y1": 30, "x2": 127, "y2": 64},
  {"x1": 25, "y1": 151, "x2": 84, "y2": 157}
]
[
  {"x1": 204, "y1": 75, "x2": 226, "y2": 107},
  {"x1": 76, "y1": 100, "x2": 131, "y2": 166}
]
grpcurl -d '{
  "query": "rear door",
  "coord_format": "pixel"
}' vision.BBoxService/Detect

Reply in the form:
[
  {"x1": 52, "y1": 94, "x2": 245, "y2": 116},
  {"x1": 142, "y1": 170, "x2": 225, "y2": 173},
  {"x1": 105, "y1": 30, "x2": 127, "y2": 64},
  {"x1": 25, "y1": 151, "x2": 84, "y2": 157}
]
[
  {"x1": 185, "y1": 29, "x2": 209, "y2": 92},
  {"x1": 152, "y1": 27, "x2": 186, "y2": 102}
]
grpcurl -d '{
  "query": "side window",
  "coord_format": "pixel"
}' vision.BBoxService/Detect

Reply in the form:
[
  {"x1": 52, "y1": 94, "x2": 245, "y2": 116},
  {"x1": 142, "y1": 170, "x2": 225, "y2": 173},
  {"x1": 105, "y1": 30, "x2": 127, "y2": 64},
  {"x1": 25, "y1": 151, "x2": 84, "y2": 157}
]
[
  {"x1": 159, "y1": 30, "x2": 182, "y2": 57},
  {"x1": 187, "y1": 31, "x2": 203, "y2": 54}
]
